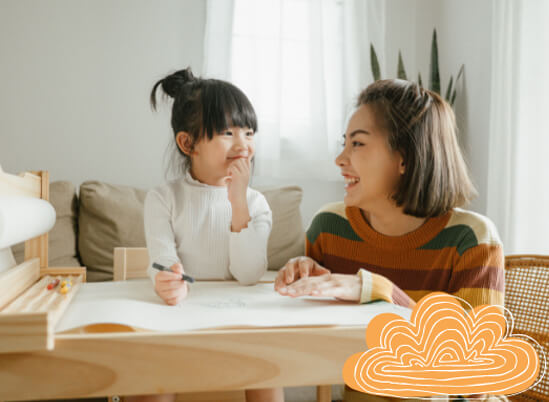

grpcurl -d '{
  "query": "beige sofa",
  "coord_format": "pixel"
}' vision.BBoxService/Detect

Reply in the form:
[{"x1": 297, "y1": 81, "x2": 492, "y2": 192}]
[{"x1": 12, "y1": 180, "x2": 306, "y2": 282}]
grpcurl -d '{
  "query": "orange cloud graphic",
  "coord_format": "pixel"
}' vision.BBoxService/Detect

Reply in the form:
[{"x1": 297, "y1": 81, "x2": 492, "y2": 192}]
[{"x1": 343, "y1": 292, "x2": 541, "y2": 397}]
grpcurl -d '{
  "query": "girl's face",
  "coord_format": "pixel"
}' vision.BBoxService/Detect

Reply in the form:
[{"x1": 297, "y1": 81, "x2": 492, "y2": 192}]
[
  {"x1": 335, "y1": 104, "x2": 405, "y2": 210},
  {"x1": 178, "y1": 126, "x2": 255, "y2": 186}
]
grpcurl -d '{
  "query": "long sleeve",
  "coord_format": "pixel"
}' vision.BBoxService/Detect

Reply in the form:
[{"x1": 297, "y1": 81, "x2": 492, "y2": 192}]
[
  {"x1": 143, "y1": 188, "x2": 180, "y2": 283},
  {"x1": 357, "y1": 268, "x2": 416, "y2": 308},
  {"x1": 229, "y1": 192, "x2": 272, "y2": 285},
  {"x1": 305, "y1": 232, "x2": 324, "y2": 265},
  {"x1": 448, "y1": 243, "x2": 505, "y2": 309}
]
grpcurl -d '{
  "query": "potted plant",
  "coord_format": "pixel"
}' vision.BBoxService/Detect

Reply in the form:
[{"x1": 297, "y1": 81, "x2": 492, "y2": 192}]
[{"x1": 370, "y1": 29, "x2": 464, "y2": 106}]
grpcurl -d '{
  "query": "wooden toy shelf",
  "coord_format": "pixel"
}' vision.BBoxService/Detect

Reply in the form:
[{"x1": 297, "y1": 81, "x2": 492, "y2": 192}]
[
  {"x1": 0, "y1": 259, "x2": 85, "y2": 353},
  {"x1": 0, "y1": 166, "x2": 87, "y2": 354}
]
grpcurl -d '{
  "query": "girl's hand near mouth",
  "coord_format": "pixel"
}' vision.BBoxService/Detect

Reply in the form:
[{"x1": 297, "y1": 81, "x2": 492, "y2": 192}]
[{"x1": 226, "y1": 156, "x2": 252, "y2": 232}]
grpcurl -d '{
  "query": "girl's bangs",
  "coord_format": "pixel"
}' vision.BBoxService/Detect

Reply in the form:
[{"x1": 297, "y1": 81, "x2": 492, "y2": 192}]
[{"x1": 202, "y1": 82, "x2": 257, "y2": 138}]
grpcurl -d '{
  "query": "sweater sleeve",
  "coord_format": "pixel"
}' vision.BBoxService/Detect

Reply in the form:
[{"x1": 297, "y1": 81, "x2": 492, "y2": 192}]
[
  {"x1": 305, "y1": 236, "x2": 323, "y2": 265},
  {"x1": 143, "y1": 188, "x2": 181, "y2": 284},
  {"x1": 448, "y1": 243, "x2": 505, "y2": 309},
  {"x1": 305, "y1": 213, "x2": 325, "y2": 265},
  {"x1": 228, "y1": 191, "x2": 272, "y2": 285},
  {"x1": 357, "y1": 269, "x2": 416, "y2": 308}
]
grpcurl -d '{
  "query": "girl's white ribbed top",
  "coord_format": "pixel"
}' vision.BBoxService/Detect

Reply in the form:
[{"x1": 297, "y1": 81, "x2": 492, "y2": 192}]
[{"x1": 144, "y1": 171, "x2": 272, "y2": 285}]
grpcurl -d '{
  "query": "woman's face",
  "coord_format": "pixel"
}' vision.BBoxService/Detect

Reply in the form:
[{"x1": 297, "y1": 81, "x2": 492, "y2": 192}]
[{"x1": 335, "y1": 104, "x2": 405, "y2": 210}]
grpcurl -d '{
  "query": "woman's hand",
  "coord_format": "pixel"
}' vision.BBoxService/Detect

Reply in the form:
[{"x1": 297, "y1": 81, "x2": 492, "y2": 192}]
[
  {"x1": 277, "y1": 272, "x2": 362, "y2": 302},
  {"x1": 274, "y1": 256, "x2": 331, "y2": 291},
  {"x1": 226, "y1": 157, "x2": 251, "y2": 232},
  {"x1": 154, "y1": 262, "x2": 189, "y2": 305}
]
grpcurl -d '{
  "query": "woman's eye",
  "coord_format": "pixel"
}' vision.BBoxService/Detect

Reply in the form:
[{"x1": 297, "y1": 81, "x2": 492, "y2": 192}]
[
  {"x1": 224, "y1": 131, "x2": 233, "y2": 136},
  {"x1": 352, "y1": 141, "x2": 363, "y2": 147}
]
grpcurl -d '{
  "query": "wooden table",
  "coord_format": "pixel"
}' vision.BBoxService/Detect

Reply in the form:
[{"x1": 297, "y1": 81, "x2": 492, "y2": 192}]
[
  {"x1": 0, "y1": 325, "x2": 367, "y2": 401},
  {"x1": 0, "y1": 278, "x2": 410, "y2": 401}
]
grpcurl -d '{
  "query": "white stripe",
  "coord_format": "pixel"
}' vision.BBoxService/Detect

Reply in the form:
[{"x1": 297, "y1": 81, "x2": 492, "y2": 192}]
[{"x1": 359, "y1": 269, "x2": 372, "y2": 303}]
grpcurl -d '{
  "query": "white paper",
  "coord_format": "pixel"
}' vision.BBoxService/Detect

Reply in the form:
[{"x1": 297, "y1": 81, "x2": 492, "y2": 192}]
[{"x1": 56, "y1": 279, "x2": 412, "y2": 333}]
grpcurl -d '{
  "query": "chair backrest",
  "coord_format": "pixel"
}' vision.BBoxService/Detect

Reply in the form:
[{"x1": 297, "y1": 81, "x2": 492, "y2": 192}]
[
  {"x1": 504, "y1": 254, "x2": 549, "y2": 401},
  {"x1": 113, "y1": 247, "x2": 149, "y2": 281}
]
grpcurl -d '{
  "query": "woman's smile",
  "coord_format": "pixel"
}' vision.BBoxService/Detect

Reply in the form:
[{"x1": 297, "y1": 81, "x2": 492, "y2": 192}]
[{"x1": 343, "y1": 174, "x2": 360, "y2": 190}]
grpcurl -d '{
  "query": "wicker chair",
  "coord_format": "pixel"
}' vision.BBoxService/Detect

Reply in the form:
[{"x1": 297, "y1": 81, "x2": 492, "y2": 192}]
[{"x1": 505, "y1": 255, "x2": 549, "y2": 401}]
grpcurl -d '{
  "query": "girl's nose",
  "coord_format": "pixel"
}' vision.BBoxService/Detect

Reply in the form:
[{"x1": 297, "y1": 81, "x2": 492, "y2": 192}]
[
  {"x1": 234, "y1": 134, "x2": 245, "y2": 147},
  {"x1": 233, "y1": 133, "x2": 249, "y2": 153}
]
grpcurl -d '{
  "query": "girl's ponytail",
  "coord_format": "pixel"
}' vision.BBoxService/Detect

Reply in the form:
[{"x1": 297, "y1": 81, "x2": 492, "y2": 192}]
[{"x1": 150, "y1": 67, "x2": 197, "y2": 110}]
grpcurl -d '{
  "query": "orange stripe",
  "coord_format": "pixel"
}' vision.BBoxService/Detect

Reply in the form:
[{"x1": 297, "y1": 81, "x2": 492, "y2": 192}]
[
  {"x1": 305, "y1": 238, "x2": 324, "y2": 265},
  {"x1": 319, "y1": 232, "x2": 458, "y2": 270},
  {"x1": 454, "y1": 243, "x2": 504, "y2": 272}
]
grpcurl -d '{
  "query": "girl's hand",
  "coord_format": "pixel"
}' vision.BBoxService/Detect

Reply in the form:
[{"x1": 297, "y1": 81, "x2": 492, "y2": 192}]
[
  {"x1": 154, "y1": 262, "x2": 189, "y2": 305},
  {"x1": 278, "y1": 273, "x2": 362, "y2": 302},
  {"x1": 226, "y1": 157, "x2": 251, "y2": 206},
  {"x1": 226, "y1": 157, "x2": 251, "y2": 232},
  {"x1": 274, "y1": 257, "x2": 331, "y2": 291}
]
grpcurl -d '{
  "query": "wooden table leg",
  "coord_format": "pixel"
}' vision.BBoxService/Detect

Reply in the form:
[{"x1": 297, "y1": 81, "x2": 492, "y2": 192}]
[{"x1": 317, "y1": 385, "x2": 332, "y2": 402}]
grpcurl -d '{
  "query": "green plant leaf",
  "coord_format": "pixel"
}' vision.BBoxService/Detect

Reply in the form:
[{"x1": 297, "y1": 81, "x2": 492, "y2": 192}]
[
  {"x1": 445, "y1": 75, "x2": 454, "y2": 101},
  {"x1": 397, "y1": 50, "x2": 407, "y2": 80},
  {"x1": 450, "y1": 65, "x2": 464, "y2": 106},
  {"x1": 429, "y1": 29, "x2": 440, "y2": 94},
  {"x1": 418, "y1": 72, "x2": 423, "y2": 87},
  {"x1": 370, "y1": 43, "x2": 381, "y2": 81},
  {"x1": 455, "y1": 64, "x2": 464, "y2": 82}
]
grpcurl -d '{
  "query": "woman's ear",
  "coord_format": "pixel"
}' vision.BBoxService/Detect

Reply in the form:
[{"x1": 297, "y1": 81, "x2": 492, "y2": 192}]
[
  {"x1": 399, "y1": 155, "x2": 406, "y2": 175},
  {"x1": 176, "y1": 131, "x2": 193, "y2": 155}
]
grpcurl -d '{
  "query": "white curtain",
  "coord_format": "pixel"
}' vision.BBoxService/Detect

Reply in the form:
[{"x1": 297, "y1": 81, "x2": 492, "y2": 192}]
[
  {"x1": 203, "y1": 0, "x2": 385, "y2": 180},
  {"x1": 487, "y1": 0, "x2": 549, "y2": 254}
]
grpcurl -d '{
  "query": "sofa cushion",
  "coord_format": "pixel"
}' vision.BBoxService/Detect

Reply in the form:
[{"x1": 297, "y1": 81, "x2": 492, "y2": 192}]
[
  {"x1": 78, "y1": 181, "x2": 304, "y2": 281},
  {"x1": 78, "y1": 181, "x2": 147, "y2": 282},
  {"x1": 12, "y1": 181, "x2": 80, "y2": 268},
  {"x1": 256, "y1": 186, "x2": 305, "y2": 270}
]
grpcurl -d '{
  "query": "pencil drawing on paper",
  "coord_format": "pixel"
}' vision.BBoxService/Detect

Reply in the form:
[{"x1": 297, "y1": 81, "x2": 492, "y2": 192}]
[{"x1": 192, "y1": 297, "x2": 247, "y2": 309}]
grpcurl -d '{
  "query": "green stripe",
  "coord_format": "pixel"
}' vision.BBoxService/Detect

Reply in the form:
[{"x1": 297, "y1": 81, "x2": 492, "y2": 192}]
[
  {"x1": 306, "y1": 212, "x2": 363, "y2": 244},
  {"x1": 419, "y1": 224, "x2": 478, "y2": 256}
]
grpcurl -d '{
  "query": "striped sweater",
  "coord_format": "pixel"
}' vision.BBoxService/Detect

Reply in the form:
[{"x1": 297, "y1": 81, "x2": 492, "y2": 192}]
[{"x1": 306, "y1": 202, "x2": 504, "y2": 309}]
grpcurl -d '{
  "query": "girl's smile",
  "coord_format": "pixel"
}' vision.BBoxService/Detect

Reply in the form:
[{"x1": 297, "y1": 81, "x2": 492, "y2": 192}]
[{"x1": 227, "y1": 154, "x2": 249, "y2": 160}]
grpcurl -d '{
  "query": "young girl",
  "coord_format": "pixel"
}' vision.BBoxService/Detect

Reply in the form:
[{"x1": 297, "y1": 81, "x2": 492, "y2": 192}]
[
  {"x1": 127, "y1": 68, "x2": 283, "y2": 402},
  {"x1": 275, "y1": 79, "x2": 504, "y2": 401}
]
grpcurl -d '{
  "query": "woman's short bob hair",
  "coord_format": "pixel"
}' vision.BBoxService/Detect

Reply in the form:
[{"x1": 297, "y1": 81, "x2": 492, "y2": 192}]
[{"x1": 357, "y1": 79, "x2": 476, "y2": 218}]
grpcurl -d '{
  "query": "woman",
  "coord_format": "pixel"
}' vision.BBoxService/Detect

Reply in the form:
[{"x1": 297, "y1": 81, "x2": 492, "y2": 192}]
[{"x1": 275, "y1": 79, "x2": 504, "y2": 401}]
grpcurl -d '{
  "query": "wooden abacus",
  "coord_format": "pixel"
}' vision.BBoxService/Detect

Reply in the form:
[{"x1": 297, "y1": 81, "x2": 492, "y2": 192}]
[{"x1": 0, "y1": 166, "x2": 86, "y2": 353}]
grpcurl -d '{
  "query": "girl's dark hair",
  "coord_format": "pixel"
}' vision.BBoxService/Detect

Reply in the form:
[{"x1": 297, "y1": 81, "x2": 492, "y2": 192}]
[
  {"x1": 150, "y1": 67, "x2": 258, "y2": 173},
  {"x1": 357, "y1": 79, "x2": 476, "y2": 218}
]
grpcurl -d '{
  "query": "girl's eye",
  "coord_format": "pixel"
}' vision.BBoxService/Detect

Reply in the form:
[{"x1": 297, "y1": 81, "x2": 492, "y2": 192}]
[
  {"x1": 352, "y1": 141, "x2": 363, "y2": 147},
  {"x1": 246, "y1": 131, "x2": 255, "y2": 137},
  {"x1": 224, "y1": 131, "x2": 233, "y2": 136}
]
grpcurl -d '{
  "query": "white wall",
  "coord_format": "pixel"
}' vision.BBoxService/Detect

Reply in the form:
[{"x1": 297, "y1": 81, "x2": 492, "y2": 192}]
[
  {"x1": 1, "y1": 0, "x2": 494, "y2": 225},
  {"x1": 0, "y1": 0, "x2": 205, "y2": 189}
]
